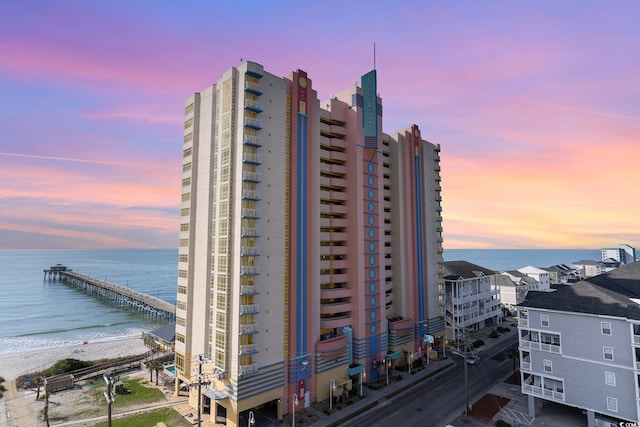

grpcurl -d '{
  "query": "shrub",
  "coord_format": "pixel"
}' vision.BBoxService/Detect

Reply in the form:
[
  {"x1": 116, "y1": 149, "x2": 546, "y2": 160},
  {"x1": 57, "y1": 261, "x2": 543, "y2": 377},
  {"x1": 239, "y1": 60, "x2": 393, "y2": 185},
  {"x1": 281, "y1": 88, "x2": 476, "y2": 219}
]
[
  {"x1": 42, "y1": 359, "x2": 93, "y2": 377},
  {"x1": 489, "y1": 330, "x2": 499, "y2": 339}
]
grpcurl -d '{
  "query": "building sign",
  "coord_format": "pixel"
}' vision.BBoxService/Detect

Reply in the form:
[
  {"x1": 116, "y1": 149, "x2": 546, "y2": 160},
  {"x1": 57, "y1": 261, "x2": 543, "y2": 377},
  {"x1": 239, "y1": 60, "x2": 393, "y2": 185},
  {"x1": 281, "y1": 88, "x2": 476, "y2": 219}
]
[{"x1": 362, "y1": 70, "x2": 378, "y2": 148}]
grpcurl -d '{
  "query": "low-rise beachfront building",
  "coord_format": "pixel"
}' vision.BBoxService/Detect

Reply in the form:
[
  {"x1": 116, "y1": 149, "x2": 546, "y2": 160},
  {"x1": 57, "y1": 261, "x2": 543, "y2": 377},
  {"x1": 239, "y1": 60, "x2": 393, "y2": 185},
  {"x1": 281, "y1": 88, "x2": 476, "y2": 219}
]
[
  {"x1": 497, "y1": 272, "x2": 530, "y2": 313},
  {"x1": 517, "y1": 266, "x2": 551, "y2": 292},
  {"x1": 543, "y1": 264, "x2": 580, "y2": 285},
  {"x1": 517, "y1": 261, "x2": 640, "y2": 426},
  {"x1": 444, "y1": 261, "x2": 501, "y2": 341},
  {"x1": 573, "y1": 259, "x2": 603, "y2": 278}
]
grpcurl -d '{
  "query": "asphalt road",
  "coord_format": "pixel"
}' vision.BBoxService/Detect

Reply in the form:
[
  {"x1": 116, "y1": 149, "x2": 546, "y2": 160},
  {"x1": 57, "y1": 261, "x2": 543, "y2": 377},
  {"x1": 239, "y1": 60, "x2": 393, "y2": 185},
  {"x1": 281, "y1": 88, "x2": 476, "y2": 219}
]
[{"x1": 346, "y1": 336, "x2": 519, "y2": 427}]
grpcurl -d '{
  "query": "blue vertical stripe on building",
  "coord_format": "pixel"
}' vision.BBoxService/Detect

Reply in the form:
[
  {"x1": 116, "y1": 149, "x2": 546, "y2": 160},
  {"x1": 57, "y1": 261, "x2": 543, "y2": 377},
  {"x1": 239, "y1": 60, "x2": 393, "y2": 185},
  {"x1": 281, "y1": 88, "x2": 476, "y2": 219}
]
[
  {"x1": 414, "y1": 155, "x2": 425, "y2": 321},
  {"x1": 296, "y1": 113, "x2": 308, "y2": 356}
]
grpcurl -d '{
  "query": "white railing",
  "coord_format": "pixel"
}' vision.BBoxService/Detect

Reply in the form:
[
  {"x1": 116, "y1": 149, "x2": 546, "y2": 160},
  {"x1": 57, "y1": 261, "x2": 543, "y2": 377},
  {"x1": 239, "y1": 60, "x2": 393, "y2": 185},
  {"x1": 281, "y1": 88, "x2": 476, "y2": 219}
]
[
  {"x1": 240, "y1": 285, "x2": 260, "y2": 295},
  {"x1": 240, "y1": 266, "x2": 261, "y2": 275},
  {"x1": 239, "y1": 343, "x2": 259, "y2": 355},
  {"x1": 634, "y1": 335, "x2": 640, "y2": 346},
  {"x1": 244, "y1": 136, "x2": 262, "y2": 146},
  {"x1": 244, "y1": 117, "x2": 263, "y2": 128},
  {"x1": 519, "y1": 317, "x2": 529, "y2": 327},
  {"x1": 241, "y1": 227, "x2": 261, "y2": 237},
  {"x1": 245, "y1": 82, "x2": 263, "y2": 93},
  {"x1": 245, "y1": 99, "x2": 263, "y2": 111},
  {"x1": 240, "y1": 303, "x2": 260, "y2": 315},
  {"x1": 540, "y1": 343, "x2": 561, "y2": 353},
  {"x1": 242, "y1": 171, "x2": 262, "y2": 182},
  {"x1": 241, "y1": 246, "x2": 261, "y2": 256},
  {"x1": 242, "y1": 189, "x2": 262, "y2": 200},
  {"x1": 241, "y1": 207, "x2": 261, "y2": 218},
  {"x1": 239, "y1": 323, "x2": 259, "y2": 335},
  {"x1": 242, "y1": 153, "x2": 263, "y2": 164},
  {"x1": 521, "y1": 360, "x2": 531, "y2": 371},
  {"x1": 239, "y1": 364, "x2": 258, "y2": 376}
]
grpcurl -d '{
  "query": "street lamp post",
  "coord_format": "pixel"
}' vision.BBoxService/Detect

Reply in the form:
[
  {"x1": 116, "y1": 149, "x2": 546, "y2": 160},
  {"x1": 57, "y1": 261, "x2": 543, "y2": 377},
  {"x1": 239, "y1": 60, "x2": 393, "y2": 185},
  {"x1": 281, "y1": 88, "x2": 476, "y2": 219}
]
[
  {"x1": 360, "y1": 367, "x2": 365, "y2": 397},
  {"x1": 292, "y1": 393, "x2": 299, "y2": 427},
  {"x1": 452, "y1": 351, "x2": 469, "y2": 415},
  {"x1": 329, "y1": 379, "x2": 336, "y2": 410},
  {"x1": 385, "y1": 357, "x2": 391, "y2": 384},
  {"x1": 248, "y1": 411, "x2": 255, "y2": 426}
]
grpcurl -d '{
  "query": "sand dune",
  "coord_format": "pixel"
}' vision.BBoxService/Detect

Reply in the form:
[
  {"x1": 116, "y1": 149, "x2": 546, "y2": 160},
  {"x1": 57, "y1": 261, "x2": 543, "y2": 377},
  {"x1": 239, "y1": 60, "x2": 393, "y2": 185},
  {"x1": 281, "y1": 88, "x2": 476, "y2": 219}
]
[{"x1": 0, "y1": 338, "x2": 149, "y2": 381}]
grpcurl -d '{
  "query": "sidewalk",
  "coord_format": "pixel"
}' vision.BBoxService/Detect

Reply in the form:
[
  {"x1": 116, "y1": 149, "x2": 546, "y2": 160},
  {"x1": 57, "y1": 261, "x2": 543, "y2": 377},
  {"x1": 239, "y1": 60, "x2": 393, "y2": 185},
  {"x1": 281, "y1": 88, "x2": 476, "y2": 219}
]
[{"x1": 304, "y1": 319, "x2": 519, "y2": 427}]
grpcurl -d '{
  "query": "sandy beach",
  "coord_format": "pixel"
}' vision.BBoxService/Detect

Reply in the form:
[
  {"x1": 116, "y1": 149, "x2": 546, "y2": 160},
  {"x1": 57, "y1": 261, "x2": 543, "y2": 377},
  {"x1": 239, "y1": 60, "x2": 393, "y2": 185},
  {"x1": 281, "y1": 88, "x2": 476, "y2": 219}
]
[{"x1": 0, "y1": 337, "x2": 150, "y2": 381}]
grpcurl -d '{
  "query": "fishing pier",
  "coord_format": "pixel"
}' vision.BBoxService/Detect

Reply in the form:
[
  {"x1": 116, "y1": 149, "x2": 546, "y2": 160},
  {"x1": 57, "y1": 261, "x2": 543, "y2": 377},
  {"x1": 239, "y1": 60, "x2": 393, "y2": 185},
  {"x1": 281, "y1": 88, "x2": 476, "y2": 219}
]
[{"x1": 44, "y1": 265, "x2": 175, "y2": 320}]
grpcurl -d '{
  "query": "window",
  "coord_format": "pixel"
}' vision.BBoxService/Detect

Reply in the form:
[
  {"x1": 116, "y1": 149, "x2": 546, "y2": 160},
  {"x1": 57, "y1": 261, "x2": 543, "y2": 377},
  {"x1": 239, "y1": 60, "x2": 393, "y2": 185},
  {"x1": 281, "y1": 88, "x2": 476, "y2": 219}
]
[
  {"x1": 543, "y1": 359, "x2": 552, "y2": 372},
  {"x1": 603, "y1": 346, "x2": 614, "y2": 361},
  {"x1": 606, "y1": 396, "x2": 618, "y2": 412},
  {"x1": 601, "y1": 321, "x2": 612, "y2": 335},
  {"x1": 176, "y1": 333, "x2": 185, "y2": 343},
  {"x1": 605, "y1": 371, "x2": 616, "y2": 386},
  {"x1": 540, "y1": 314, "x2": 549, "y2": 327}
]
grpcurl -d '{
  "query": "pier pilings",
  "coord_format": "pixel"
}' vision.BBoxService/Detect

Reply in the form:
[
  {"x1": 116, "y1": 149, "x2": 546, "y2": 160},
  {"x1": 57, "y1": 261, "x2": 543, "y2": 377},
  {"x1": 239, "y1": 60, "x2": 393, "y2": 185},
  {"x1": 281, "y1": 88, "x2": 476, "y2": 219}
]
[{"x1": 44, "y1": 266, "x2": 175, "y2": 320}]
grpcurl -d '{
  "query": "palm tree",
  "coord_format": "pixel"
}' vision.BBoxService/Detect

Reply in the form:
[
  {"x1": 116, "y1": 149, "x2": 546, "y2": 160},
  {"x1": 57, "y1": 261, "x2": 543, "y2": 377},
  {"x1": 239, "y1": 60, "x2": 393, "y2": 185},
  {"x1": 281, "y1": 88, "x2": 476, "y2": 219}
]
[
  {"x1": 506, "y1": 348, "x2": 519, "y2": 377},
  {"x1": 147, "y1": 360, "x2": 162, "y2": 385}
]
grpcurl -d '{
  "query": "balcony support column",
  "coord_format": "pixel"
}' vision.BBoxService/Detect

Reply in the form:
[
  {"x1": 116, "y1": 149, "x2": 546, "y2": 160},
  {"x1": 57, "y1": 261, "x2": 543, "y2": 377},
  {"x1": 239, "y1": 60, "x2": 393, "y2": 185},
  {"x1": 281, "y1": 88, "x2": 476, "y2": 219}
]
[{"x1": 527, "y1": 395, "x2": 536, "y2": 418}]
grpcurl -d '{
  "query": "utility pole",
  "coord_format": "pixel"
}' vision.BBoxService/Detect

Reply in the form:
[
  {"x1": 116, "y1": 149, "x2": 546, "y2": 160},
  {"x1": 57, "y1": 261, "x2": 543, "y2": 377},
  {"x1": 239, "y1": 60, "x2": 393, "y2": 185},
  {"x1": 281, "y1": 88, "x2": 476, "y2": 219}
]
[
  {"x1": 103, "y1": 371, "x2": 115, "y2": 427},
  {"x1": 197, "y1": 355, "x2": 203, "y2": 427},
  {"x1": 463, "y1": 328, "x2": 469, "y2": 415}
]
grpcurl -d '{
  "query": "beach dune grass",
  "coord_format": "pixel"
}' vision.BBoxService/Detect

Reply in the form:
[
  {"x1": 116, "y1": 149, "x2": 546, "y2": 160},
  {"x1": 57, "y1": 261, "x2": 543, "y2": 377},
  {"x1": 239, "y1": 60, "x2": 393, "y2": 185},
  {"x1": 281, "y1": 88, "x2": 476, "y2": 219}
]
[{"x1": 92, "y1": 407, "x2": 191, "y2": 427}]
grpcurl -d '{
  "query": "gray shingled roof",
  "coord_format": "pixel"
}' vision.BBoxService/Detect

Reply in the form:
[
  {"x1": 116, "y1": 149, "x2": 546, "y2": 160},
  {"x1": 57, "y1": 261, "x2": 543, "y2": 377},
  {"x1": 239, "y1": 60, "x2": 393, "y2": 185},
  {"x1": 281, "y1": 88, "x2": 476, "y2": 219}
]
[
  {"x1": 520, "y1": 261, "x2": 640, "y2": 319},
  {"x1": 443, "y1": 260, "x2": 498, "y2": 280}
]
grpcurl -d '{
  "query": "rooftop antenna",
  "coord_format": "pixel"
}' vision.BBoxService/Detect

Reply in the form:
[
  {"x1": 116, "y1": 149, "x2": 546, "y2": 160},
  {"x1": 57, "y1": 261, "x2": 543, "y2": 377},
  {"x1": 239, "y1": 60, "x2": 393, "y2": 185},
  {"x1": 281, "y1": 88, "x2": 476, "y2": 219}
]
[{"x1": 373, "y1": 42, "x2": 376, "y2": 70}]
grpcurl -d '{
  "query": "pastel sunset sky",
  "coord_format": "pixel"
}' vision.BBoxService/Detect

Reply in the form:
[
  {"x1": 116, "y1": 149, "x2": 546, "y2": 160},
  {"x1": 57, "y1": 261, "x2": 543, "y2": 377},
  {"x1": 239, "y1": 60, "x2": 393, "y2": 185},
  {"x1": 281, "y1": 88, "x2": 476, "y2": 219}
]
[{"x1": 1, "y1": 1, "x2": 639, "y2": 250}]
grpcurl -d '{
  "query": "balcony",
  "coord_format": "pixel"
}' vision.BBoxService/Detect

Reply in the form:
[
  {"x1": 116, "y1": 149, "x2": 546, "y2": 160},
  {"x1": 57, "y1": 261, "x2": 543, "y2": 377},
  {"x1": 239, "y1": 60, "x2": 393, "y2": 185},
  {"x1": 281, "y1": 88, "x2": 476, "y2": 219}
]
[
  {"x1": 242, "y1": 189, "x2": 261, "y2": 200},
  {"x1": 241, "y1": 227, "x2": 261, "y2": 237},
  {"x1": 518, "y1": 317, "x2": 529, "y2": 327},
  {"x1": 239, "y1": 343, "x2": 259, "y2": 355},
  {"x1": 315, "y1": 334, "x2": 348, "y2": 361},
  {"x1": 244, "y1": 117, "x2": 263, "y2": 130},
  {"x1": 240, "y1": 303, "x2": 260, "y2": 315},
  {"x1": 523, "y1": 376, "x2": 565, "y2": 403},
  {"x1": 244, "y1": 99, "x2": 263, "y2": 113},
  {"x1": 239, "y1": 363, "x2": 259, "y2": 376},
  {"x1": 241, "y1": 246, "x2": 261, "y2": 256},
  {"x1": 244, "y1": 135, "x2": 262, "y2": 147},
  {"x1": 240, "y1": 285, "x2": 260, "y2": 296},
  {"x1": 243, "y1": 152, "x2": 262, "y2": 165},
  {"x1": 634, "y1": 335, "x2": 640, "y2": 346},
  {"x1": 239, "y1": 323, "x2": 259, "y2": 335},
  {"x1": 244, "y1": 82, "x2": 263, "y2": 96},
  {"x1": 240, "y1": 266, "x2": 260, "y2": 276},
  {"x1": 241, "y1": 208, "x2": 261, "y2": 218},
  {"x1": 242, "y1": 171, "x2": 262, "y2": 183}
]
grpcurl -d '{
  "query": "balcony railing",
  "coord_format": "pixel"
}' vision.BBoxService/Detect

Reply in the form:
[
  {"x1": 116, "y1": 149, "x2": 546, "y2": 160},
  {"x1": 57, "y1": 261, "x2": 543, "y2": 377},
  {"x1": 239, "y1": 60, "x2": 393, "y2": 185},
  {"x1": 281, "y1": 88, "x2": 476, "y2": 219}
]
[
  {"x1": 244, "y1": 99, "x2": 263, "y2": 112},
  {"x1": 240, "y1": 266, "x2": 261, "y2": 276},
  {"x1": 244, "y1": 117, "x2": 263, "y2": 130},
  {"x1": 634, "y1": 335, "x2": 640, "y2": 346},
  {"x1": 240, "y1": 303, "x2": 260, "y2": 315},
  {"x1": 240, "y1": 285, "x2": 260, "y2": 295},
  {"x1": 241, "y1": 208, "x2": 261, "y2": 218},
  {"x1": 242, "y1": 189, "x2": 262, "y2": 200},
  {"x1": 244, "y1": 82, "x2": 263, "y2": 95},
  {"x1": 241, "y1": 246, "x2": 261, "y2": 256},
  {"x1": 242, "y1": 171, "x2": 262, "y2": 183},
  {"x1": 242, "y1": 153, "x2": 262, "y2": 165},
  {"x1": 521, "y1": 360, "x2": 531, "y2": 371},
  {"x1": 239, "y1": 363, "x2": 259, "y2": 376},
  {"x1": 244, "y1": 136, "x2": 262, "y2": 147},
  {"x1": 519, "y1": 317, "x2": 529, "y2": 327},
  {"x1": 239, "y1": 343, "x2": 259, "y2": 355},
  {"x1": 239, "y1": 323, "x2": 259, "y2": 335},
  {"x1": 241, "y1": 227, "x2": 261, "y2": 237}
]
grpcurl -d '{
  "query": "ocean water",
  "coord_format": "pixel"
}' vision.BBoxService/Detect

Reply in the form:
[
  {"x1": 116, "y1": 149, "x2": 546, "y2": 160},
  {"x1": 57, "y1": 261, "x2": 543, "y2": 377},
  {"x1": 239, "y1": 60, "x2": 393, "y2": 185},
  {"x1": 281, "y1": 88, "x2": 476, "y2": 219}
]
[
  {"x1": 443, "y1": 248, "x2": 602, "y2": 272},
  {"x1": 0, "y1": 249, "x2": 177, "y2": 355},
  {"x1": 0, "y1": 248, "x2": 602, "y2": 356}
]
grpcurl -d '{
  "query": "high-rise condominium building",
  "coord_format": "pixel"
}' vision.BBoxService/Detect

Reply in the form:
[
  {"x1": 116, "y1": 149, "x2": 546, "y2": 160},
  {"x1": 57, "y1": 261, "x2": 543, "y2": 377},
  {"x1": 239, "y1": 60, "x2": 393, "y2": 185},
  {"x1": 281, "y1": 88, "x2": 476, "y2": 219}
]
[{"x1": 175, "y1": 61, "x2": 444, "y2": 427}]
